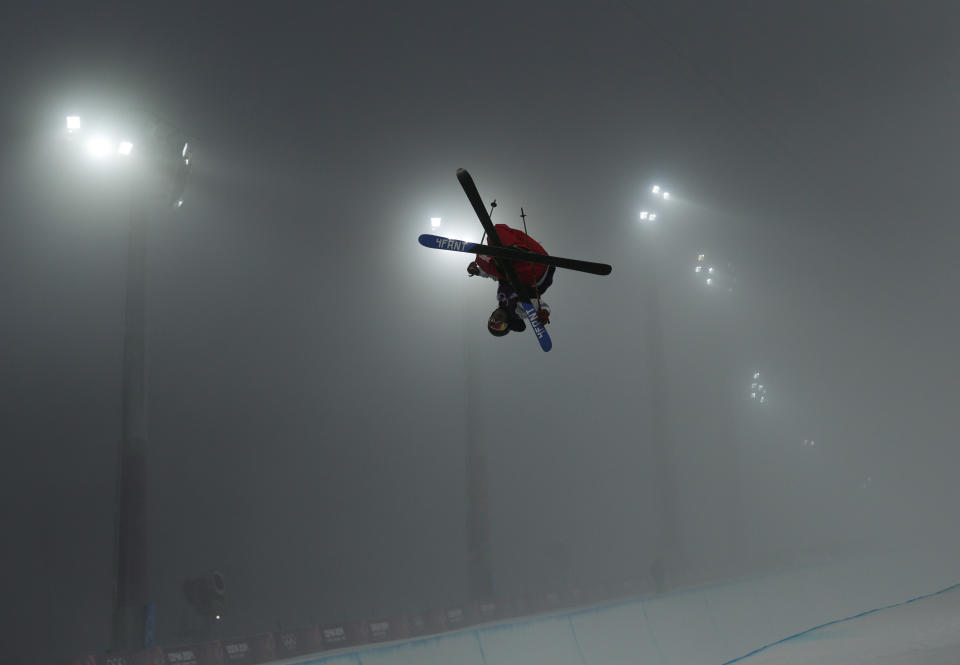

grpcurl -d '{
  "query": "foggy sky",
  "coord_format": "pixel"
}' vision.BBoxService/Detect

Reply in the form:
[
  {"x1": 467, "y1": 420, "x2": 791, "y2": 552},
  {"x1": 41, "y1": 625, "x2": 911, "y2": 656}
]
[{"x1": 2, "y1": 2, "x2": 960, "y2": 662}]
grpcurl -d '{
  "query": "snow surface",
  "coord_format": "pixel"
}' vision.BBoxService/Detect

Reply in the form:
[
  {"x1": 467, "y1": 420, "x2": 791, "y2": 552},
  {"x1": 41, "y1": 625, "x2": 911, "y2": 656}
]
[
  {"x1": 730, "y1": 584, "x2": 960, "y2": 665},
  {"x1": 271, "y1": 549, "x2": 960, "y2": 665}
]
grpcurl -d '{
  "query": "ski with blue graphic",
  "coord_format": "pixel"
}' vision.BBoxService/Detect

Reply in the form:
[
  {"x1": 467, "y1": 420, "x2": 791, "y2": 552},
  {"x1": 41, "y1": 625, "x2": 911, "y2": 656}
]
[
  {"x1": 518, "y1": 300, "x2": 552, "y2": 352},
  {"x1": 418, "y1": 233, "x2": 612, "y2": 276}
]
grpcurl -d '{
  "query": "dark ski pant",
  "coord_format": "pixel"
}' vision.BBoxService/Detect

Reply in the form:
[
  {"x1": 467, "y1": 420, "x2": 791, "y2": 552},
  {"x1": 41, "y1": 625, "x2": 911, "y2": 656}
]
[{"x1": 497, "y1": 265, "x2": 556, "y2": 324}]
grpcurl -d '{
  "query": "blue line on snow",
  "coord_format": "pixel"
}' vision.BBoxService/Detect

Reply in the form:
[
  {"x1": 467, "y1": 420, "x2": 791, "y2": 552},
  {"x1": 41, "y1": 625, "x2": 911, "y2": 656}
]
[{"x1": 719, "y1": 582, "x2": 960, "y2": 665}]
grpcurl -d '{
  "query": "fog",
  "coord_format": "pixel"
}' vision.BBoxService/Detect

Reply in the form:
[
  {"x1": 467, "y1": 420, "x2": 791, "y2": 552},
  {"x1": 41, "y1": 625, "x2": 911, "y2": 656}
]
[{"x1": 1, "y1": 2, "x2": 959, "y2": 662}]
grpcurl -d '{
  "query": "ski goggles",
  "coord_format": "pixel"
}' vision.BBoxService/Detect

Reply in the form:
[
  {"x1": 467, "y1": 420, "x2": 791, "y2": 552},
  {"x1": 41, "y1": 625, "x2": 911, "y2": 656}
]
[{"x1": 488, "y1": 316, "x2": 509, "y2": 333}]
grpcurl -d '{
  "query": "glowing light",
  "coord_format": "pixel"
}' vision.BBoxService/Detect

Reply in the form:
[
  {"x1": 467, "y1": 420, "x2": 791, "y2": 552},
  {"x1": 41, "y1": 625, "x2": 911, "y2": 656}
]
[
  {"x1": 639, "y1": 211, "x2": 649, "y2": 220},
  {"x1": 85, "y1": 136, "x2": 113, "y2": 158},
  {"x1": 66, "y1": 115, "x2": 82, "y2": 132},
  {"x1": 430, "y1": 217, "x2": 442, "y2": 229},
  {"x1": 175, "y1": 199, "x2": 184, "y2": 208},
  {"x1": 705, "y1": 277, "x2": 713, "y2": 285},
  {"x1": 662, "y1": 191, "x2": 671, "y2": 200},
  {"x1": 695, "y1": 265, "x2": 702, "y2": 273},
  {"x1": 215, "y1": 615, "x2": 221, "y2": 621},
  {"x1": 117, "y1": 141, "x2": 134, "y2": 156},
  {"x1": 698, "y1": 253, "x2": 705, "y2": 262},
  {"x1": 708, "y1": 266, "x2": 715, "y2": 274},
  {"x1": 652, "y1": 185, "x2": 660, "y2": 194},
  {"x1": 750, "y1": 371, "x2": 768, "y2": 404},
  {"x1": 648, "y1": 213, "x2": 657, "y2": 221},
  {"x1": 182, "y1": 141, "x2": 190, "y2": 158}
]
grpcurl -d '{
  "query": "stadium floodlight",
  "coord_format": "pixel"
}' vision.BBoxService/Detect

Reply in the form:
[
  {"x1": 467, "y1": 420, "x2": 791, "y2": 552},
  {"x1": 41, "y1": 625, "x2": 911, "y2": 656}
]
[
  {"x1": 662, "y1": 191, "x2": 670, "y2": 200},
  {"x1": 649, "y1": 213, "x2": 657, "y2": 221},
  {"x1": 750, "y1": 371, "x2": 768, "y2": 403},
  {"x1": 86, "y1": 136, "x2": 113, "y2": 158},
  {"x1": 705, "y1": 277, "x2": 713, "y2": 285},
  {"x1": 708, "y1": 266, "x2": 715, "y2": 274},
  {"x1": 175, "y1": 198, "x2": 184, "y2": 208},
  {"x1": 639, "y1": 211, "x2": 649, "y2": 220},
  {"x1": 182, "y1": 141, "x2": 190, "y2": 158},
  {"x1": 117, "y1": 141, "x2": 134, "y2": 156},
  {"x1": 651, "y1": 185, "x2": 660, "y2": 194},
  {"x1": 695, "y1": 265, "x2": 702, "y2": 273},
  {"x1": 66, "y1": 115, "x2": 82, "y2": 132},
  {"x1": 430, "y1": 217, "x2": 442, "y2": 229}
]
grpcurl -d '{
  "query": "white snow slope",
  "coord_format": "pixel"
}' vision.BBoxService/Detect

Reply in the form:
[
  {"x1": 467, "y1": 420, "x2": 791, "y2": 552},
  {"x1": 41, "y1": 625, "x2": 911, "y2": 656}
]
[{"x1": 276, "y1": 547, "x2": 960, "y2": 665}]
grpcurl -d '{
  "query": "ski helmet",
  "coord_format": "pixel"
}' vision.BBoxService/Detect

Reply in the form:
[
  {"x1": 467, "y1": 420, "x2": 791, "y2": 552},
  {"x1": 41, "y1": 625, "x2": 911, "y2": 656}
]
[{"x1": 487, "y1": 307, "x2": 510, "y2": 336}]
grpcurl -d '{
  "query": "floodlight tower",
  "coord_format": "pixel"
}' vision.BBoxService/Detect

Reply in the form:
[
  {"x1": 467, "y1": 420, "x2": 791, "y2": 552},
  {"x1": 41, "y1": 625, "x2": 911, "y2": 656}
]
[
  {"x1": 636, "y1": 186, "x2": 679, "y2": 592},
  {"x1": 64, "y1": 111, "x2": 192, "y2": 651}
]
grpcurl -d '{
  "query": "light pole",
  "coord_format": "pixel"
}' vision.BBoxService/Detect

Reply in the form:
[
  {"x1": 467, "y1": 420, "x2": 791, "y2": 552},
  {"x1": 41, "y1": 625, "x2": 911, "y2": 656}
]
[
  {"x1": 424, "y1": 212, "x2": 494, "y2": 602},
  {"x1": 635, "y1": 183, "x2": 680, "y2": 591},
  {"x1": 64, "y1": 111, "x2": 191, "y2": 650}
]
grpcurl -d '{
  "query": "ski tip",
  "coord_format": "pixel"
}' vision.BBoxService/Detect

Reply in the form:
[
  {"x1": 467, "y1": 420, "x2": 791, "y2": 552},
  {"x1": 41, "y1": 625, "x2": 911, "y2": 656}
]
[{"x1": 418, "y1": 233, "x2": 437, "y2": 247}]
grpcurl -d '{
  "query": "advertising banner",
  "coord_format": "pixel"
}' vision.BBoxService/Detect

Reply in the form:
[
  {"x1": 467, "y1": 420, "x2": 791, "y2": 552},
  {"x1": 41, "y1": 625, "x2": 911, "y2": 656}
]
[
  {"x1": 441, "y1": 605, "x2": 473, "y2": 630},
  {"x1": 365, "y1": 615, "x2": 409, "y2": 643},
  {"x1": 319, "y1": 620, "x2": 367, "y2": 650},
  {"x1": 98, "y1": 648, "x2": 165, "y2": 665},
  {"x1": 473, "y1": 599, "x2": 511, "y2": 623},
  {"x1": 274, "y1": 626, "x2": 322, "y2": 658},
  {"x1": 163, "y1": 641, "x2": 222, "y2": 665},
  {"x1": 221, "y1": 633, "x2": 276, "y2": 664}
]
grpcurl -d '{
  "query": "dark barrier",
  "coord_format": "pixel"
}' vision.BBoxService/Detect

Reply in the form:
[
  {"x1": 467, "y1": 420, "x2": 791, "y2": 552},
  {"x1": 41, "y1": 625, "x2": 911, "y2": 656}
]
[
  {"x1": 221, "y1": 633, "x2": 276, "y2": 664},
  {"x1": 365, "y1": 615, "x2": 409, "y2": 643},
  {"x1": 163, "y1": 641, "x2": 222, "y2": 665},
  {"x1": 473, "y1": 600, "x2": 506, "y2": 623},
  {"x1": 319, "y1": 620, "x2": 367, "y2": 650},
  {"x1": 541, "y1": 591, "x2": 564, "y2": 611},
  {"x1": 98, "y1": 649, "x2": 165, "y2": 665},
  {"x1": 405, "y1": 612, "x2": 430, "y2": 637},
  {"x1": 274, "y1": 626, "x2": 322, "y2": 658},
  {"x1": 56, "y1": 656, "x2": 99, "y2": 665},
  {"x1": 441, "y1": 605, "x2": 473, "y2": 631}
]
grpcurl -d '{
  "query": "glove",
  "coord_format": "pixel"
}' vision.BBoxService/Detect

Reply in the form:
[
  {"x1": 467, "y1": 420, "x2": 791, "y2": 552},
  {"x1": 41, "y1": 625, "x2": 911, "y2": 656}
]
[
  {"x1": 467, "y1": 261, "x2": 481, "y2": 276},
  {"x1": 537, "y1": 308, "x2": 550, "y2": 324}
]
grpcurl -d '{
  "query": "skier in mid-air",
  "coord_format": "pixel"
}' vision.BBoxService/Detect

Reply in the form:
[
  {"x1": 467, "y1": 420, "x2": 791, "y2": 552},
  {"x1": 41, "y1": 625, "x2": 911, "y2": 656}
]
[
  {"x1": 467, "y1": 222, "x2": 555, "y2": 337},
  {"x1": 418, "y1": 168, "x2": 612, "y2": 352}
]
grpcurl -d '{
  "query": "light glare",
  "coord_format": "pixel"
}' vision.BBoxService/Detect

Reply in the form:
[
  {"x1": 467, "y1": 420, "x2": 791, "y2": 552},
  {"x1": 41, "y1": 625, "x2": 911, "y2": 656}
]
[
  {"x1": 639, "y1": 211, "x2": 649, "y2": 220},
  {"x1": 430, "y1": 217, "x2": 442, "y2": 229},
  {"x1": 118, "y1": 141, "x2": 134, "y2": 156},
  {"x1": 66, "y1": 116, "x2": 82, "y2": 132},
  {"x1": 85, "y1": 136, "x2": 112, "y2": 158},
  {"x1": 652, "y1": 185, "x2": 660, "y2": 194},
  {"x1": 662, "y1": 191, "x2": 671, "y2": 200}
]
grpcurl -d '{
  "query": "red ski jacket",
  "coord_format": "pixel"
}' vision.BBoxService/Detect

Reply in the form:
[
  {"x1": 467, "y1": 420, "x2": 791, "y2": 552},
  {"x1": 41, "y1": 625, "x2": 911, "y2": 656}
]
[{"x1": 476, "y1": 224, "x2": 549, "y2": 287}]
